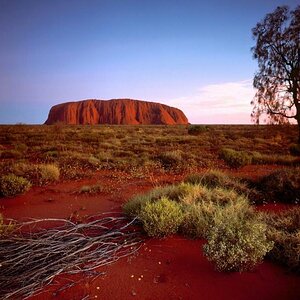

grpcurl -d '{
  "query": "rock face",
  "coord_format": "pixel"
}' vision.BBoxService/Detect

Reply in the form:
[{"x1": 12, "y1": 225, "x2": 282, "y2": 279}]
[{"x1": 45, "y1": 99, "x2": 189, "y2": 125}]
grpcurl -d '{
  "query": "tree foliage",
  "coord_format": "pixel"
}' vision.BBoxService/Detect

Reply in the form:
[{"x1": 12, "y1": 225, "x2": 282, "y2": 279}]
[{"x1": 251, "y1": 6, "x2": 300, "y2": 141}]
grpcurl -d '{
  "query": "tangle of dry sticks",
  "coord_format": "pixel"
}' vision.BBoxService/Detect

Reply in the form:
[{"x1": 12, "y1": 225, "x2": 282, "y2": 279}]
[{"x1": 0, "y1": 213, "x2": 142, "y2": 299}]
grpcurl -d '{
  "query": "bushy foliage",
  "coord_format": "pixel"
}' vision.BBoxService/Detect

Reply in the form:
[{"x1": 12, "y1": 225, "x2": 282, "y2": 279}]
[
  {"x1": 258, "y1": 167, "x2": 300, "y2": 203},
  {"x1": 139, "y1": 197, "x2": 184, "y2": 237},
  {"x1": 251, "y1": 151, "x2": 298, "y2": 165},
  {"x1": 203, "y1": 207, "x2": 273, "y2": 272},
  {"x1": 188, "y1": 125, "x2": 209, "y2": 135},
  {"x1": 185, "y1": 169, "x2": 248, "y2": 191},
  {"x1": 0, "y1": 174, "x2": 31, "y2": 197},
  {"x1": 262, "y1": 208, "x2": 300, "y2": 271},
  {"x1": 123, "y1": 183, "x2": 191, "y2": 217},
  {"x1": 4, "y1": 162, "x2": 60, "y2": 186},
  {"x1": 220, "y1": 148, "x2": 252, "y2": 168},
  {"x1": 181, "y1": 202, "x2": 215, "y2": 238},
  {"x1": 37, "y1": 164, "x2": 60, "y2": 185},
  {"x1": 156, "y1": 150, "x2": 183, "y2": 170},
  {"x1": 184, "y1": 170, "x2": 262, "y2": 204}
]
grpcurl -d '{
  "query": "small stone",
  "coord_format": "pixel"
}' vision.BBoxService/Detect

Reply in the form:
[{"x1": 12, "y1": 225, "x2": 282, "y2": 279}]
[
  {"x1": 131, "y1": 290, "x2": 137, "y2": 296},
  {"x1": 130, "y1": 274, "x2": 134, "y2": 278},
  {"x1": 96, "y1": 286, "x2": 100, "y2": 290}
]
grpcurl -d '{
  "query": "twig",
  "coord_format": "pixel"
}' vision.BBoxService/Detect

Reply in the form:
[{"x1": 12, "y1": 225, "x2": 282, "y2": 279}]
[{"x1": 0, "y1": 215, "x2": 142, "y2": 299}]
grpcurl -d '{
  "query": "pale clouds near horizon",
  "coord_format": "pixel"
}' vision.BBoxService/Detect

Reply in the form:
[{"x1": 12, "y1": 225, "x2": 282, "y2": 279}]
[{"x1": 168, "y1": 80, "x2": 255, "y2": 124}]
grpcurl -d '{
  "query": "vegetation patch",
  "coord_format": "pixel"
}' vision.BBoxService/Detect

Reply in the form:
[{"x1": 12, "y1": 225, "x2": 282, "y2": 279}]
[
  {"x1": 262, "y1": 207, "x2": 300, "y2": 272},
  {"x1": 203, "y1": 207, "x2": 273, "y2": 272},
  {"x1": 0, "y1": 174, "x2": 31, "y2": 197},
  {"x1": 257, "y1": 167, "x2": 300, "y2": 203},
  {"x1": 37, "y1": 164, "x2": 60, "y2": 185},
  {"x1": 184, "y1": 170, "x2": 262, "y2": 204},
  {"x1": 139, "y1": 197, "x2": 184, "y2": 237},
  {"x1": 220, "y1": 148, "x2": 252, "y2": 168},
  {"x1": 188, "y1": 125, "x2": 209, "y2": 135},
  {"x1": 124, "y1": 181, "x2": 274, "y2": 272}
]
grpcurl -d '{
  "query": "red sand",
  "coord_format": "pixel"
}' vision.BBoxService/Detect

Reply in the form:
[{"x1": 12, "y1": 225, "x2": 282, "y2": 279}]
[{"x1": 1, "y1": 169, "x2": 299, "y2": 300}]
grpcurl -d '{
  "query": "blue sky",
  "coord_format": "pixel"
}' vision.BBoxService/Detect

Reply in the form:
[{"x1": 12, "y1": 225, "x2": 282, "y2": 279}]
[{"x1": 0, "y1": 0, "x2": 299, "y2": 124}]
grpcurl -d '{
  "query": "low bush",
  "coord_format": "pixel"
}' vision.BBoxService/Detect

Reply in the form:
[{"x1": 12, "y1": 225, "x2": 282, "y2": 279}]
[
  {"x1": 184, "y1": 170, "x2": 262, "y2": 204},
  {"x1": 258, "y1": 167, "x2": 300, "y2": 203},
  {"x1": 38, "y1": 164, "x2": 60, "y2": 185},
  {"x1": 123, "y1": 183, "x2": 191, "y2": 217},
  {"x1": 262, "y1": 208, "x2": 300, "y2": 271},
  {"x1": 139, "y1": 197, "x2": 184, "y2": 237},
  {"x1": 181, "y1": 202, "x2": 215, "y2": 238},
  {"x1": 156, "y1": 150, "x2": 183, "y2": 170},
  {"x1": 203, "y1": 206, "x2": 273, "y2": 272},
  {"x1": 123, "y1": 180, "x2": 279, "y2": 273},
  {"x1": 220, "y1": 148, "x2": 252, "y2": 168},
  {"x1": 0, "y1": 174, "x2": 31, "y2": 197},
  {"x1": 188, "y1": 125, "x2": 209, "y2": 135},
  {"x1": 251, "y1": 151, "x2": 298, "y2": 165},
  {"x1": 185, "y1": 169, "x2": 247, "y2": 190}
]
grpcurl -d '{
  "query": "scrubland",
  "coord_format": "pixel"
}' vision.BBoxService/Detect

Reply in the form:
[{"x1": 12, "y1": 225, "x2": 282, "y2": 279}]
[{"x1": 0, "y1": 124, "x2": 299, "y2": 299}]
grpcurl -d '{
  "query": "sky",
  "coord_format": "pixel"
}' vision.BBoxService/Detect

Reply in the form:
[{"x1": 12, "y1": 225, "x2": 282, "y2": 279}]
[{"x1": 0, "y1": 0, "x2": 299, "y2": 124}]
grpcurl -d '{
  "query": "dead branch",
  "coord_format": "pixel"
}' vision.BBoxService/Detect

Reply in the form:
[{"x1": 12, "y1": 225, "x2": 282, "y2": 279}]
[{"x1": 0, "y1": 214, "x2": 142, "y2": 299}]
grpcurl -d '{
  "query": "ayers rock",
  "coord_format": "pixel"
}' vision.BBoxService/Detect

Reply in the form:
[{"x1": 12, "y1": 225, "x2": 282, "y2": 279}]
[{"x1": 45, "y1": 99, "x2": 189, "y2": 125}]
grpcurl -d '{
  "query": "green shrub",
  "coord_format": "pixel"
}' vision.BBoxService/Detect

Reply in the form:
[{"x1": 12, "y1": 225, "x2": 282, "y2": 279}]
[
  {"x1": 258, "y1": 167, "x2": 300, "y2": 203},
  {"x1": 139, "y1": 197, "x2": 184, "y2": 237},
  {"x1": 37, "y1": 164, "x2": 60, "y2": 185},
  {"x1": 251, "y1": 151, "x2": 298, "y2": 165},
  {"x1": 220, "y1": 148, "x2": 252, "y2": 168},
  {"x1": 151, "y1": 182, "x2": 252, "y2": 239},
  {"x1": 203, "y1": 206, "x2": 273, "y2": 272},
  {"x1": 188, "y1": 125, "x2": 209, "y2": 135},
  {"x1": 181, "y1": 202, "x2": 216, "y2": 238},
  {"x1": 123, "y1": 183, "x2": 194, "y2": 217},
  {"x1": 185, "y1": 170, "x2": 247, "y2": 191},
  {"x1": 156, "y1": 150, "x2": 183, "y2": 170},
  {"x1": 262, "y1": 208, "x2": 300, "y2": 271},
  {"x1": 185, "y1": 170, "x2": 262, "y2": 204},
  {"x1": 0, "y1": 174, "x2": 31, "y2": 197},
  {"x1": 181, "y1": 191, "x2": 251, "y2": 239}
]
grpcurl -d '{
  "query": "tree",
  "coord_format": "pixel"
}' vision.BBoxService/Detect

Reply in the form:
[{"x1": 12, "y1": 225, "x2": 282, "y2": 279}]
[{"x1": 251, "y1": 6, "x2": 300, "y2": 143}]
